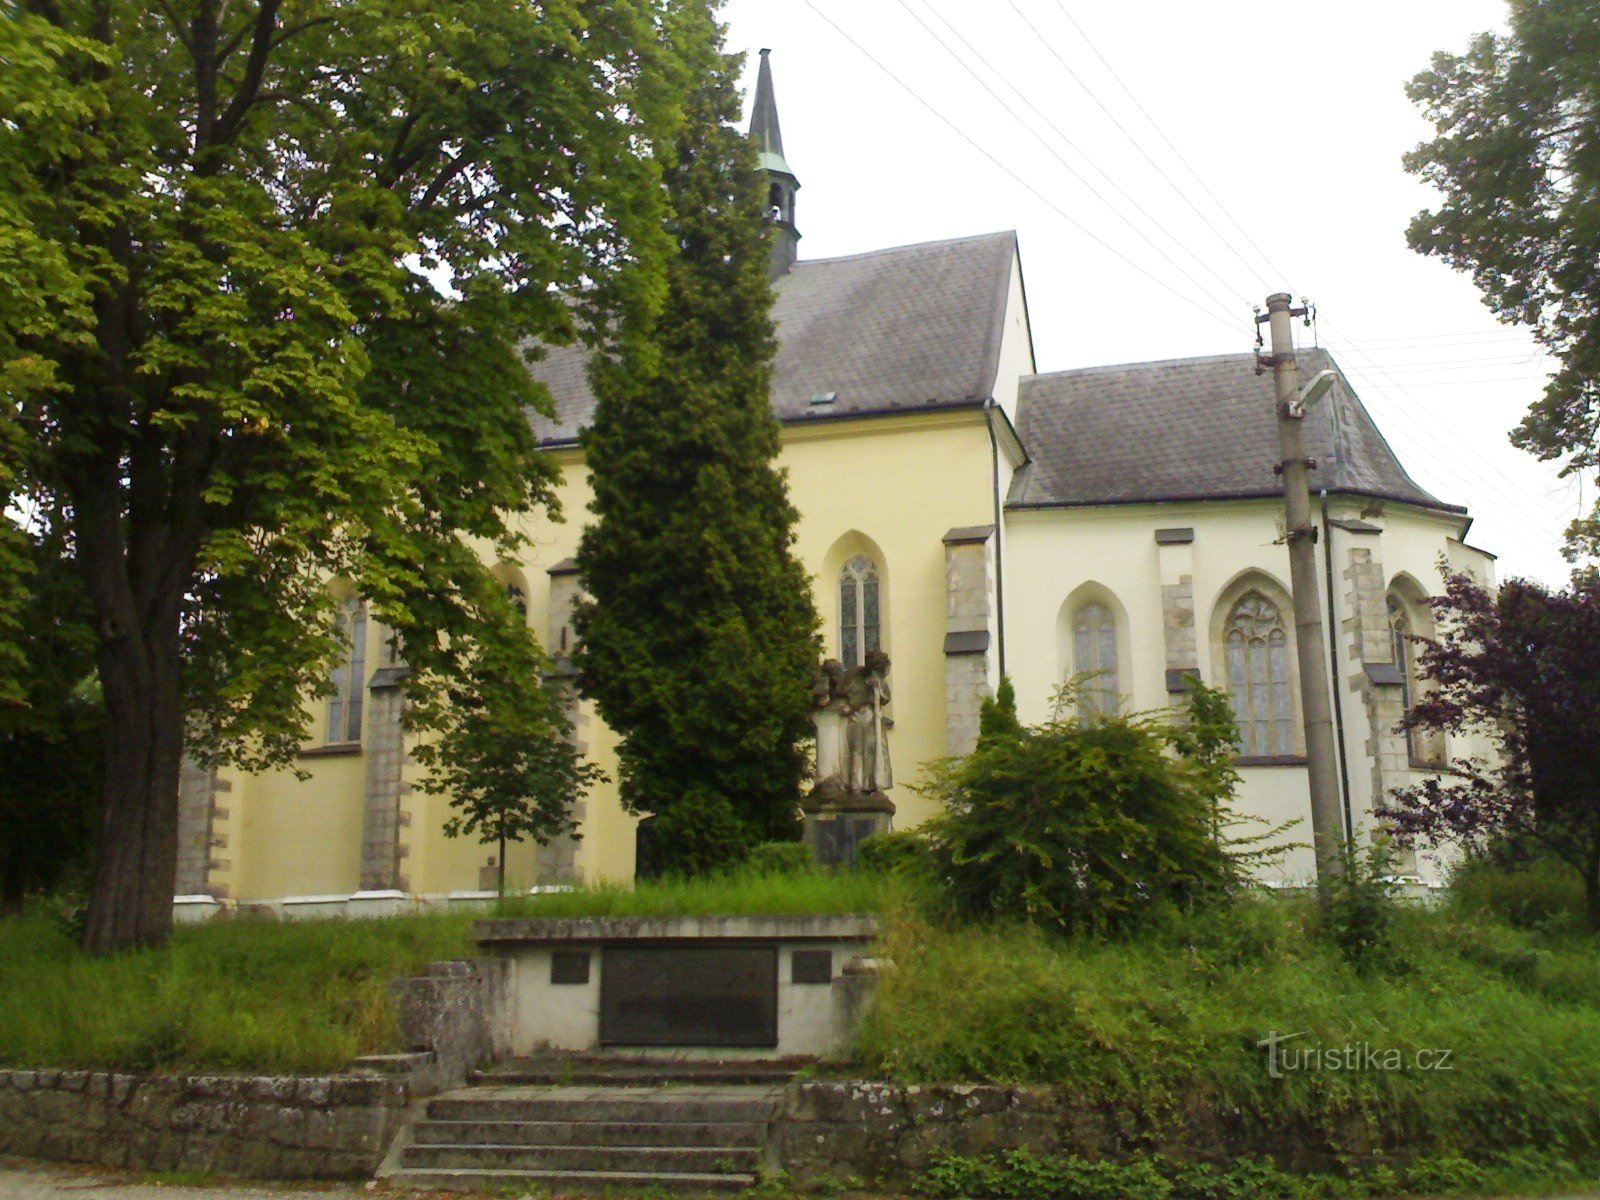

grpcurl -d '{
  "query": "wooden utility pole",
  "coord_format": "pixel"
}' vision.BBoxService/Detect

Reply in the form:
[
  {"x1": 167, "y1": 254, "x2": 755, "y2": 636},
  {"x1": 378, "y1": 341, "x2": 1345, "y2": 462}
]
[{"x1": 1260, "y1": 293, "x2": 1345, "y2": 895}]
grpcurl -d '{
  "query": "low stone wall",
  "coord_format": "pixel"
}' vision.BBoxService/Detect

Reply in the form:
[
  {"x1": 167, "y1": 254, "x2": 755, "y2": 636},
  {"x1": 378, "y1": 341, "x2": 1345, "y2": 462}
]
[
  {"x1": 0, "y1": 1070, "x2": 407, "y2": 1179},
  {"x1": 776, "y1": 1080, "x2": 1390, "y2": 1187}
]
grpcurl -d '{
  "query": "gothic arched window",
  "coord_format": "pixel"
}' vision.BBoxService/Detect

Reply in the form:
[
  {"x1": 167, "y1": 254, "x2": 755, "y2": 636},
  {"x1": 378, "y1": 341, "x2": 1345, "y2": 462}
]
[
  {"x1": 1388, "y1": 594, "x2": 1440, "y2": 764},
  {"x1": 839, "y1": 555, "x2": 881, "y2": 668},
  {"x1": 1073, "y1": 602, "x2": 1119, "y2": 715},
  {"x1": 1225, "y1": 590, "x2": 1293, "y2": 757},
  {"x1": 327, "y1": 597, "x2": 367, "y2": 745}
]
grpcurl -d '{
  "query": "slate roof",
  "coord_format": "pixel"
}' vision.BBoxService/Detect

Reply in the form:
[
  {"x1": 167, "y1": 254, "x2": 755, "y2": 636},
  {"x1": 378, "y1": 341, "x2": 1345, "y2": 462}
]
[
  {"x1": 1006, "y1": 349, "x2": 1462, "y2": 513},
  {"x1": 526, "y1": 231, "x2": 1018, "y2": 445}
]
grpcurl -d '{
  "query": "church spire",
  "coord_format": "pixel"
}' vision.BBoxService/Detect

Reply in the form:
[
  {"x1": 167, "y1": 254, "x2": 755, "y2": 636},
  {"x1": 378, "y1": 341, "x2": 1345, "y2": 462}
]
[{"x1": 749, "y1": 48, "x2": 800, "y2": 279}]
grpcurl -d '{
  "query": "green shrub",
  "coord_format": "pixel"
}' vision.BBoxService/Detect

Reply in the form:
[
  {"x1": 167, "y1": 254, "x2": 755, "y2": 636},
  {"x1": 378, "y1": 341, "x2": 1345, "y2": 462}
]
[
  {"x1": 855, "y1": 829, "x2": 932, "y2": 878},
  {"x1": 742, "y1": 840, "x2": 816, "y2": 876},
  {"x1": 1450, "y1": 851, "x2": 1587, "y2": 932},
  {"x1": 916, "y1": 679, "x2": 1266, "y2": 935},
  {"x1": 1320, "y1": 841, "x2": 1401, "y2": 975}
]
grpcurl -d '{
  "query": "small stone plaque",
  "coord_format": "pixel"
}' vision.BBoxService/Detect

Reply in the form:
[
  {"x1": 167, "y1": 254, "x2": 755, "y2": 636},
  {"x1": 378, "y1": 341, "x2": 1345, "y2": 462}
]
[
  {"x1": 551, "y1": 950, "x2": 590, "y2": 985},
  {"x1": 601, "y1": 945, "x2": 777, "y2": 1047},
  {"x1": 792, "y1": 949, "x2": 833, "y2": 984}
]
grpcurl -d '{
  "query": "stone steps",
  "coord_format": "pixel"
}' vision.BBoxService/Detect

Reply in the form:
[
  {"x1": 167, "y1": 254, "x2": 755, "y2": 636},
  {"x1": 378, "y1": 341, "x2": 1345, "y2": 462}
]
[
  {"x1": 412, "y1": 1118, "x2": 767, "y2": 1147},
  {"x1": 391, "y1": 1167, "x2": 757, "y2": 1193},
  {"x1": 388, "y1": 1083, "x2": 783, "y2": 1193},
  {"x1": 405, "y1": 1142, "x2": 763, "y2": 1174},
  {"x1": 470, "y1": 1055, "x2": 800, "y2": 1088}
]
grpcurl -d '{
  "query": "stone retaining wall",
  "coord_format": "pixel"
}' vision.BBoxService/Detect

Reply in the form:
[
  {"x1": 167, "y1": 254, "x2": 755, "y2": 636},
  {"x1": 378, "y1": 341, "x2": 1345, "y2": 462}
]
[
  {"x1": 0, "y1": 1070, "x2": 407, "y2": 1179},
  {"x1": 777, "y1": 1080, "x2": 1389, "y2": 1188}
]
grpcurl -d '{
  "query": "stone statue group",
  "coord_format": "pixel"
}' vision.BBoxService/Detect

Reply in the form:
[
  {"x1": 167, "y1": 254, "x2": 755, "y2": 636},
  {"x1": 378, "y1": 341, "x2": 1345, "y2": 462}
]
[{"x1": 810, "y1": 650, "x2": 893, "y2": 798}]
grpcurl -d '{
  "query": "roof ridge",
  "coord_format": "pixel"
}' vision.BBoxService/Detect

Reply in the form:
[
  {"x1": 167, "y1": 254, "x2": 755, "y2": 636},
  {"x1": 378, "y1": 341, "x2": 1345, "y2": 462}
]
[
  {"x1": 1024, "y1": 347, "x2": 1339, "y2": 383},
  {"x1": 790, "y1": 230, "x2": 1016, "y2": 269}
]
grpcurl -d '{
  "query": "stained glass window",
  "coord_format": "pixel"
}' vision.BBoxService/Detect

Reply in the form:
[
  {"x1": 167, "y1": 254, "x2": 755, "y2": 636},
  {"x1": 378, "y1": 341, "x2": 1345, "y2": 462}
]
[
  {"x1": 1225, "y1": 591, "x2": 1293, "y2": 756},
  {"x1": 1073, "y1": 602, "x2": 1118, "y2": 715},
  {"x1": 840, "y1": 555, "x2": 881, "y2": 667},
  {"x1": 327, "y1": 598, "x2": 366, "y2": 744},
  {"x1": 1389, "y1": 596, "x2": 1424, "y2": 762}
]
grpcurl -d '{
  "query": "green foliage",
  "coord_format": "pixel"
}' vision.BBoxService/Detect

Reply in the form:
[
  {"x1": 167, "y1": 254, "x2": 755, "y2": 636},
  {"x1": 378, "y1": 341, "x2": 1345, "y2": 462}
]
[
  {"x1": 0, "y1": 538, "x2": 102, "y2": 912},
  {"x1": 492, "y1": 869, "x2": 887, "y2": 919},
  {"x1": 0, "y1": 0, "x2": 706, "y2": 947},
  {"x1": 743, "y1": 841, "x2": 816, "y2": 877},
  {"x1": 408, "y1": 588, "x2": 602, "y2": 893},
  {"x1": 855, "y1": 894, "x2": 1600, "y2": 1167},
  {"x1": 978, "y1": 676, "x2": 1024, "y2": 741},
  {"x1": 918, "y1": 680, "x2": 1263, "y2": 935},
  {"x1": 915, "y1": 1148, "x2": 1582, "y2": 1200},
  {"x1": 1450, "y1": 851, "x2": 1588, "y2": 932},
  {"x1": 575, "y1": 18, "x2": 820, "y2": 876},
  {"x1": 1320, "y1": 841, "x2": 1401, "y2": 976},
  {"x1": 856, "y1": 829, "x2": 934, "y2": 878},
  {"x1": 1403, "y1": 0, "x2": 1600, "y2": 553},
  {"x1": 0, "y1": 911, "x2": 474, "y2": 1072}
]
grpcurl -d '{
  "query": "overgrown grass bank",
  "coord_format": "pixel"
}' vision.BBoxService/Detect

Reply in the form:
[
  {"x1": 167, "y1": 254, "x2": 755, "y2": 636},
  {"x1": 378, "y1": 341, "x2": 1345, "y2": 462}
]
[
  {"x1": 492, "y1": 868, "x2": 889, "y2": 919},
  {"x1": 0, "y1": 911, "x2": 474, "y2": 1073},
  {"x1": 856, "y1": 893, "x2": 1600, "y2": 1166}
]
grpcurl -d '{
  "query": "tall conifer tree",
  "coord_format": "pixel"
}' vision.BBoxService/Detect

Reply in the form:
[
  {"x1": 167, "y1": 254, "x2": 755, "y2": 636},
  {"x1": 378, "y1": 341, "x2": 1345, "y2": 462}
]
[{"x1": 575, "y1": 15, "x2": 820, "y2": 875}]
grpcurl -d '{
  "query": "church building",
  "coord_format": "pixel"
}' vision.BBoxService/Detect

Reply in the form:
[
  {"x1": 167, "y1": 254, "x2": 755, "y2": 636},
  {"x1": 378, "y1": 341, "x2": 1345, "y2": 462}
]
[{"x1": 172, "y1": 52, "x2": 1493, "y2": 916}]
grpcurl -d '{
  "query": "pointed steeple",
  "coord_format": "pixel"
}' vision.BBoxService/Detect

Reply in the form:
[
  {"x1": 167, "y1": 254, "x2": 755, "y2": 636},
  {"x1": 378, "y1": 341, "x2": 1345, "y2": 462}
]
[
  {"x1": 749, "y1": 48, "x2": 800, "y2": 278},
  {"x1": 750, "y1": 48, "x2": 791, "y2": 175}
]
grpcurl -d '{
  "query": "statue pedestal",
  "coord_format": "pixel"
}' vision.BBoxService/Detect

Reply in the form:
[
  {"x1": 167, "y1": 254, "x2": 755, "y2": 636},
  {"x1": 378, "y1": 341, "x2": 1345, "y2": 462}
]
[{"x1": 803, "y1": 783, "x2": 894, "y2": 868}]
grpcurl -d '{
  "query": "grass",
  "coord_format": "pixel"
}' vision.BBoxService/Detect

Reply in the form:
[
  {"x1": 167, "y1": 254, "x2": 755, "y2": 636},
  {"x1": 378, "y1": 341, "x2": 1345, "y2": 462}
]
[
  {"x1": 853, "y1": 889, "x2": 1600, "y2": 1169},
  {"x1": 0, "y1": 867, "x2": 885, "y2": 1074},
  {"x1": 0, "y1": 909, "x2": 475, "y2": 1073},
  {"x1": 491, "y1": 868, "x2": 890, "y2": 919}
]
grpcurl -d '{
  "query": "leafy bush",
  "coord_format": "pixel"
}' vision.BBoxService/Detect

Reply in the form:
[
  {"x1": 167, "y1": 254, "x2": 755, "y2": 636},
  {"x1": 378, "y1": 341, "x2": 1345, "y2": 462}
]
[
  {"x1": 1450, "y1": 850, "x2": 1587, "y2": 932},
  {"x1": 914, "y1": 1148, "x2": 1545, "y2": 1200},
  {"x1": 855, "y1": 829, "x2": 932, "y2": 878},
  {"x1": 917, "y1": 678, "x2": 1271, "y2": 934},
  {"x1": 742, "y1": 840, "x2": 815, "y2": 876},
  {"x1": 1320, "y1": 841, "x2": 1401, "y2": 975}
]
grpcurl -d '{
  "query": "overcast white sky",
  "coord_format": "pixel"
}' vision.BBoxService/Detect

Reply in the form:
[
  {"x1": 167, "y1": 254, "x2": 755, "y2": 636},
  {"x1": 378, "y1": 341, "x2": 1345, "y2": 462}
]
[{"x1": 720, "y1": 0, "x2": 1583, "y2": 588}]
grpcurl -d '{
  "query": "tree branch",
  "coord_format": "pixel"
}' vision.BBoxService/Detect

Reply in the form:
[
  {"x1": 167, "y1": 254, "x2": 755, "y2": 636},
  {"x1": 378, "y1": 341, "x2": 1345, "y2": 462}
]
[
  {"x1": 211, "y1": 0, "x2": 281, "y2": 149},
  {"x1": 151, "y1": 0, "x2": 197, "y2": 57},
  {"x1": 418, "y1": 153, "x2": 475, "y2": 213}
]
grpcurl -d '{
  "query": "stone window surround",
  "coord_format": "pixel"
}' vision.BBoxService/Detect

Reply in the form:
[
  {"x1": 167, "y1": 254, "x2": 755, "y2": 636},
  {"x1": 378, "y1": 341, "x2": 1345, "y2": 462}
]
[{"x1": 1208, "y1": 573, "x2": 1304, "y2": 759}]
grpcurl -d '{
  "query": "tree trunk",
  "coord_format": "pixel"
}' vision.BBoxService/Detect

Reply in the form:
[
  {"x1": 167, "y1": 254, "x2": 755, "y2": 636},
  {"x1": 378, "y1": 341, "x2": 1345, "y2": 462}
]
[{"x1": 81, "y1": 599, "x2": 185, "y2": 954}]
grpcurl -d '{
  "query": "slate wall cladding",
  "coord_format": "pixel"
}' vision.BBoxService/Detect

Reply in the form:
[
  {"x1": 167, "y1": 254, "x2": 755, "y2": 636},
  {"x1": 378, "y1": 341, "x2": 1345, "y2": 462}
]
[{"x1": 0, "y1": 1070, "x2": 407, "y2": 1180}]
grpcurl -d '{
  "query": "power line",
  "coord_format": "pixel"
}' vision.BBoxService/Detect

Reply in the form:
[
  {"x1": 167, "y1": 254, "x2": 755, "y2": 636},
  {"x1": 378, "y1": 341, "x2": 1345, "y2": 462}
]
[
  {"x1": 901, "y1": 0, "x2": 1255, "y2": 313},
  {"x1": 1321, "y1": 326, "x2": 1570, "y2": 532},
  {"x1": 795, "y1": 0, "x2": 1245, "y2": 335},
  {"x1": 1009, "y1": 0, "x2": 1286, "y2": 294}
]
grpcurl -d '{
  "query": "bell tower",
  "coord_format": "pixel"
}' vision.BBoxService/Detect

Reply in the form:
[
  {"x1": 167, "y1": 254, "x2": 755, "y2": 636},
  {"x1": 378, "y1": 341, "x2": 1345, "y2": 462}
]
[{"x1": 749, "y1": 49, "x2": 800, "y2": 279}]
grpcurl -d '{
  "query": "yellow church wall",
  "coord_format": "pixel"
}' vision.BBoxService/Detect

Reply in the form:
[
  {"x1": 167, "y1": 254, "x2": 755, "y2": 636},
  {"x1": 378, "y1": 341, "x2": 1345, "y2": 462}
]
[
  {"x1": 783, "y1": 410, "x2": 1000, "y2": 834},
  {"x1": 399, "y1": 410, "x2": 999, "y2": 889},
  {"x1": 223, "y1": 598, "x2": 392, "y2": 899}
]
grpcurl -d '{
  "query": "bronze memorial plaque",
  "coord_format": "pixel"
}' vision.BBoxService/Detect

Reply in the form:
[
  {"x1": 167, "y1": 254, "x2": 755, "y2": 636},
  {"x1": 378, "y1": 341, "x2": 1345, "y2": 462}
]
[{"x1": 600, "y1": 945, "x2": 778, "y2": 1047}]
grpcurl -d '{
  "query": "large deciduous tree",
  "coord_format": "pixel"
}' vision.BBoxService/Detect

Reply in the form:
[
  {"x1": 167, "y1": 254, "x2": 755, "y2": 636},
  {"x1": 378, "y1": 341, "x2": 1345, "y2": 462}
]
[
  {"x1": 574, "y1": 15, "x2": 821, "y2": 877},
  {"x1": 0, "y1": 0, "x2": 696, "y2": 952},
  {"x1": 1404, "y1": 0, "x2": 1600, "y2": 552},
  {"x1": 1381, "y1": 570, "x2": 1600, "y2": 932}
]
